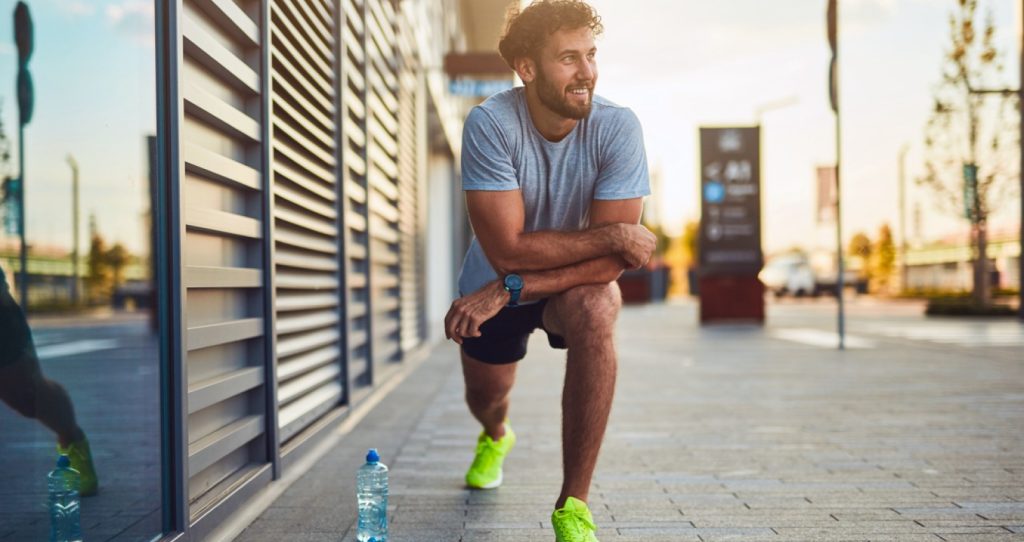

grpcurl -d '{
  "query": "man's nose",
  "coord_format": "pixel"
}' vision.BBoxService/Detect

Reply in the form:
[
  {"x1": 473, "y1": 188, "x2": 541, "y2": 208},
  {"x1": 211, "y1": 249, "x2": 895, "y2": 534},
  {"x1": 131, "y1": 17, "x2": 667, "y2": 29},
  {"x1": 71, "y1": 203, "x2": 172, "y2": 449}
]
[{"x1": 577, "y1": 59, "x2": 595, "y2": 81}]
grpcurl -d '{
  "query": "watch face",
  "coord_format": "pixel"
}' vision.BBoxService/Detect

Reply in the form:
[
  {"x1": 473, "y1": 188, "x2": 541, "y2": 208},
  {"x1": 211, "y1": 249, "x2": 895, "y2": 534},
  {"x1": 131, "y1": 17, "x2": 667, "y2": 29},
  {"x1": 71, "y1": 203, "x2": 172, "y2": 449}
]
[{"x1": 505, "y1": 274, "x2": 524, "y2": 290}]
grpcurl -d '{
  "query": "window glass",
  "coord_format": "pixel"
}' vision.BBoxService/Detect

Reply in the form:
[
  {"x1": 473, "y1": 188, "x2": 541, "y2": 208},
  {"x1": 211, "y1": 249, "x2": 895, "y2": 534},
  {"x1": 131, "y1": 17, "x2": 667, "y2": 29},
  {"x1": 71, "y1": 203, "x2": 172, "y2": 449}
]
[{"x1": 0, "y1": 1, "x2": 161, "y2": 540}]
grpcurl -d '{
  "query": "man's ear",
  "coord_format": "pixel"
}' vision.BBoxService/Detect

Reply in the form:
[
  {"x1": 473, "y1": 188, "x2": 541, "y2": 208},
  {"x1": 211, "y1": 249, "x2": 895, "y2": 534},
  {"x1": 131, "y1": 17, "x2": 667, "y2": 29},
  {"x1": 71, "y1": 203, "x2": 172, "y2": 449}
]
[{"x1": 514, "y1": 56, "x2": 536, "y2": 84}]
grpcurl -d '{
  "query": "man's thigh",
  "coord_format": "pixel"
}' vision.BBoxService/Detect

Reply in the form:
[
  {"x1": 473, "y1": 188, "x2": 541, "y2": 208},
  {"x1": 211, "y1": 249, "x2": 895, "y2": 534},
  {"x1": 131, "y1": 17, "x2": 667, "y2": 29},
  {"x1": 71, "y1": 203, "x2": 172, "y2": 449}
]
[
  {"x1": 0, "y1": 355, "x2": 43, "y2": 411},
  {"x1": 461, "y1": 349, "x2": 517, "y2": 396},
  {"x1": 0, "y1": 267, "x2": 37, "y2": 370}
]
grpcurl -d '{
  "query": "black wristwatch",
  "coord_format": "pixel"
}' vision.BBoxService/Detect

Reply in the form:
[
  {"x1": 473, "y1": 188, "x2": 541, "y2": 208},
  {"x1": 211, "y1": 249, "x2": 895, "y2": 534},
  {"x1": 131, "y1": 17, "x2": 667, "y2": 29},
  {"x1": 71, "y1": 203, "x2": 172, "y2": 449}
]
[{"x1": 503, "y1": 273, "x2": 523, "y2": 307}]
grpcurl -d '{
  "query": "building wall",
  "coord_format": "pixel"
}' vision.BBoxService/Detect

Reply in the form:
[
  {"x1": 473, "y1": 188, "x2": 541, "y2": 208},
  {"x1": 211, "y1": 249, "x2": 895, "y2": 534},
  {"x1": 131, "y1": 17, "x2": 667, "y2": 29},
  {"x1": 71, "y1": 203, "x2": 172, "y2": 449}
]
[
  {"x1": 156, "y1": 0, "x2": 477, "y2": 537},
  {"x1": 905, "y1": 238, "x2": 1021, "y2": 291},
  {"x1": 426, "y1": 150, "x2": 456, "y2": 340}
]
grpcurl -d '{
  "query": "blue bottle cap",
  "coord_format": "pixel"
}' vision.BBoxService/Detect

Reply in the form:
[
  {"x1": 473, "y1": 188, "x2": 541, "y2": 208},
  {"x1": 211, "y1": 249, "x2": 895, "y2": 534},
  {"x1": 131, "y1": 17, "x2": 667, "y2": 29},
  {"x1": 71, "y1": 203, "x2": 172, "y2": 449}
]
[
  {"x1": 366, "y1": 448, "x2": 380, "y2": 463},
  {"x1": 57, "y1": 454, "x2": 70, "y2": 468}
]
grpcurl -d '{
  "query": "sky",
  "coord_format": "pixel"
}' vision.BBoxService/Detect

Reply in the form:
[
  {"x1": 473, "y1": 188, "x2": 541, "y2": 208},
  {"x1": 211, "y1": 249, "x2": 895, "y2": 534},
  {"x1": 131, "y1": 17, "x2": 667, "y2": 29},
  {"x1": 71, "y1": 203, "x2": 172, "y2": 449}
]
[
  {"x1": 586, "y1": 0, "x2": 1021, "y2": 254},
  {"x1": 0, "y1": 0, "x2": 1018, "y2": 259},
  {"x1": 0, "y1": 0, "x2": 155, "y2": 255}
]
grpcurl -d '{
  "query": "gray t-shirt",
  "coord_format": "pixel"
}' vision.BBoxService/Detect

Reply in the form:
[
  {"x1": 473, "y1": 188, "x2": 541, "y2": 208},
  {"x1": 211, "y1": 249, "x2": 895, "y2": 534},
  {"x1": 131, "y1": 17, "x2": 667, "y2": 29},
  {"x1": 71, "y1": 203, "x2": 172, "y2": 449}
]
[{"x1": 457, "y1": 87, "x2": 650, "y2": 298}]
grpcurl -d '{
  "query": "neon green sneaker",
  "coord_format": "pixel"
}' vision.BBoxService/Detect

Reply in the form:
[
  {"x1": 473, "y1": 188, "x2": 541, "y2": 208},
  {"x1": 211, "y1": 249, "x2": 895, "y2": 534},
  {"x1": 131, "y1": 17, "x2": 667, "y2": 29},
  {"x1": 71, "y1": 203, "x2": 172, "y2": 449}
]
[
  {"x1": 58, "y1": 437, "x2": 98, "y2": 497},
  {"x1": 465, "y1": 422, "x2": 515, "y2": 489},
  {"x1": 552, "y1": 496, "x2": 599, "y2": 542}
]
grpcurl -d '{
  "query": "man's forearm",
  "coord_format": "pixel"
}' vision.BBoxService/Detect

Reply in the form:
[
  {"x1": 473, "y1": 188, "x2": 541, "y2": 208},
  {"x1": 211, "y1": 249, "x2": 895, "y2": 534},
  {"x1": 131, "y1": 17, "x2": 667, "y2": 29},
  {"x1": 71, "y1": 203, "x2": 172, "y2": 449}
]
[
  {"x1": 518, "y1": 255, "x2": 629, "y2": 302},
  {"x1": 490, "y1": 224, "x2": 624, "y2": 274}
]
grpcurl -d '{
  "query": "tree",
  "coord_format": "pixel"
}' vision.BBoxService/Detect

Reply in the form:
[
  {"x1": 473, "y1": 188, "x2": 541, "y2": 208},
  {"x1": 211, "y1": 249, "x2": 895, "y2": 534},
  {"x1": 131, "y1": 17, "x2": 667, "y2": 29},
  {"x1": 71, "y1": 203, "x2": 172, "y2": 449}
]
[
  {"x1": 680, "y1": 220, "x2": 699, "y2": 267},
  {"x1": 920, "y1": 0, "x2": 1019, "y2": 307},
  {"x1": 85, "y1": 235, "x2": 111, "y2": 302},
  {"x1": 0, "y1": 102, "x2": 15, "y2": 234},
  {"x1": 85, "y1": 215, "x2": 112, "y2": 303},
  {"x1": 641, "y1": 220, "x2": 672, "y2": 261},
  {"x1": 872, "y1": 223, "x2": 896, "y2": 294},
  {"x1": 106, "y1": 242, "x2": 130, "y2": 290},
  {"x1": 848, "y1": 231, "x2": 872, "y2": 280},
  {"x1": 83, "y1": 212, "x2": 135, "y2": 305}
]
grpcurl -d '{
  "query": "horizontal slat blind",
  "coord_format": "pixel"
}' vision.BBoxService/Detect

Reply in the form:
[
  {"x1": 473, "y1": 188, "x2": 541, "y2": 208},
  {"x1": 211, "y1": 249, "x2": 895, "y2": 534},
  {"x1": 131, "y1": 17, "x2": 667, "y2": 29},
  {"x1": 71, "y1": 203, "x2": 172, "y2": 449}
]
[
  {"x1": 397, "y1": 14, "x2": 425, "y2": 354},
  {"x1": 340, "y1": 0, "x2": 373, "y2": 387},
  {"x1": 270, "y1": 0, "x2": 344, "y2": 443},
  {"x1": 365, "y1": 0, "x2": 402, "y2": 369},
  {"x1": 180, "y1": 0, "x2": 268, "y2": 513}
]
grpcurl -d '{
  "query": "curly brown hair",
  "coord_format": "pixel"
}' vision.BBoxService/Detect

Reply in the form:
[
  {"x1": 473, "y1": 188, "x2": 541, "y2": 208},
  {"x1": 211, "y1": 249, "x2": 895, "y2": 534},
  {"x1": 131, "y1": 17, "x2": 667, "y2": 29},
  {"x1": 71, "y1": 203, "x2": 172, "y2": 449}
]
[{"x1": 497, "y1": 0, "x2": 604, "y2": 69}]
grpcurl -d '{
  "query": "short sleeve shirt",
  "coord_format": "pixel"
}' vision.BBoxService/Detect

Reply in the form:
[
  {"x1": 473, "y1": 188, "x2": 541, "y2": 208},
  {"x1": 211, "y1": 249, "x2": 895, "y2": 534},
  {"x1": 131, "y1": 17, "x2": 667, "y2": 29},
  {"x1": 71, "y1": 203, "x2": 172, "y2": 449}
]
[{"x1": 457, "y1": 87, "x2": 650, "y2": 297}]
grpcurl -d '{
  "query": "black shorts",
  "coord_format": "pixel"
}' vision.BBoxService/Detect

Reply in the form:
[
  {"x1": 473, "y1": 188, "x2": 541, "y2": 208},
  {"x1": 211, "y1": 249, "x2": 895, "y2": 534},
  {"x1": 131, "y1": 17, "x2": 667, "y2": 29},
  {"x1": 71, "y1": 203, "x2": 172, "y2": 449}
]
[
  {"x1": 0, "y1": 266, "x2": 36, "y2": 368},
  {"x1": 460, "y1": 299, "x2": 566, "y2": 365}
]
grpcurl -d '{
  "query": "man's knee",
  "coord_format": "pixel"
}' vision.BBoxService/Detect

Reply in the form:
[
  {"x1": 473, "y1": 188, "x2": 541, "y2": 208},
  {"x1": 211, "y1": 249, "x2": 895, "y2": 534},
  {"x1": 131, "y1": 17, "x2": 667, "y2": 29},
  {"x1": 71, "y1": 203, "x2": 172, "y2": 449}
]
[
  {"x1": 556, "y1": 283, "x2": 622, "y2": 333},
  {"x1": 465, "y1": 376, "x2": 513, "y2": 411},
  {"x1": 462, "y1": 356, "x2": 515, "y2": 409},
  {"x1": 465, "y1": 387, "x2": 508, "y2": 411}
]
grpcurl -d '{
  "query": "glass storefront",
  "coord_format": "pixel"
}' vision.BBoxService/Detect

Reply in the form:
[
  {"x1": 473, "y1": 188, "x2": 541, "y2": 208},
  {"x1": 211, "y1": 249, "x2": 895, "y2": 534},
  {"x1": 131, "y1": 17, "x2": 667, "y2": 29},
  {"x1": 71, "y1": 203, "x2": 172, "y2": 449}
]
[{"x1": 0, "y1": 1, "x2": 161, "y2": 540}]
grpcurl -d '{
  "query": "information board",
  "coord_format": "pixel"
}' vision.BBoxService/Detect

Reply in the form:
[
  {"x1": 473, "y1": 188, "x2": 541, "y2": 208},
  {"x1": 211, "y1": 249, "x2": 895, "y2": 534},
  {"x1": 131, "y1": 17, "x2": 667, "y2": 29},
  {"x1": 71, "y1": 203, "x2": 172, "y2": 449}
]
[{"x1": 698, "y1": 127, "x2": 763, "y2": 274}]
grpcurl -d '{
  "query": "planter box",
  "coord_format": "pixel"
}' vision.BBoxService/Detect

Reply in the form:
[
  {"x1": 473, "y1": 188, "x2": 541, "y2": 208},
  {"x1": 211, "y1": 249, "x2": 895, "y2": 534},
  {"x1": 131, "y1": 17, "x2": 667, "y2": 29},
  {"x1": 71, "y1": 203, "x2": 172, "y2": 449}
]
[
  {"x1": 698, "y1": 274, "x2": 765, "y2": 324},
  {"x1": 617, "y1": 266, "x2": 669, "y2": 304}
]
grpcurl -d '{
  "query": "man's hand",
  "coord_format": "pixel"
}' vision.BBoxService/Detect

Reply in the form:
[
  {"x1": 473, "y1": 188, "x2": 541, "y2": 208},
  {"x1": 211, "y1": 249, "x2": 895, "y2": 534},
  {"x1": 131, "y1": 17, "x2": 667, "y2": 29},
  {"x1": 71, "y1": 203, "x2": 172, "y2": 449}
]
[
  {"x1": 444, "y1": 281, "x2": 509, "y2": 345},
  {"x1": 612, "y1": 223, "x2": 657, "y2": 269}
]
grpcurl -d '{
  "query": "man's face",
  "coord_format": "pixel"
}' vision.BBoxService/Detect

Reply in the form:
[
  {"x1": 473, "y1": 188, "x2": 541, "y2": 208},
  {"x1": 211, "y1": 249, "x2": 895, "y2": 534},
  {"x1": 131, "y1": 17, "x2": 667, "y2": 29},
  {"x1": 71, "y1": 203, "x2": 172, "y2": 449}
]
[{"x1": 532, "y1": 26, "x2": 598, "y2": 120}]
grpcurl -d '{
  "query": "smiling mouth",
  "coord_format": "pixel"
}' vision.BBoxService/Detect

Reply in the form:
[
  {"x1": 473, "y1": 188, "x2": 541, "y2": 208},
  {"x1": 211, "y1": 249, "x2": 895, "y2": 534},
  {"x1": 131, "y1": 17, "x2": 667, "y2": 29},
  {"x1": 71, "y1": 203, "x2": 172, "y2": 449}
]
[{"x1": 568, "y1": 87, "x2": 591, "y2": 97}]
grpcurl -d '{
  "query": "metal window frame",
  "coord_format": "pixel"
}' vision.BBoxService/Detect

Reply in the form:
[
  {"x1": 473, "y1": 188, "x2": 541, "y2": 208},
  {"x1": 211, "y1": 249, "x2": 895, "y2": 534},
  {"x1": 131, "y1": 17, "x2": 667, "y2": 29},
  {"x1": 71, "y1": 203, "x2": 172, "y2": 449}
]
[
  {"x1": 335, "y1": 0, "x2": 354, "y2": 406},
  {"x1": 260, "y1": 0, "x2": 283, "y2": 483},
  {"x1": 155, "y1": 0, "x2": 188, "y2": 536}
]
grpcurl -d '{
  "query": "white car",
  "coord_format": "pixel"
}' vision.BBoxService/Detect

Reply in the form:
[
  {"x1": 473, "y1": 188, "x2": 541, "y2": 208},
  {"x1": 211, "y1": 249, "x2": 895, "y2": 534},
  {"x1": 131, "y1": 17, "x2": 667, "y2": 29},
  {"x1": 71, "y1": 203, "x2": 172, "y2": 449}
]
[{"x1": 759, "y1": 255, "x2": 817, "y2": 297}]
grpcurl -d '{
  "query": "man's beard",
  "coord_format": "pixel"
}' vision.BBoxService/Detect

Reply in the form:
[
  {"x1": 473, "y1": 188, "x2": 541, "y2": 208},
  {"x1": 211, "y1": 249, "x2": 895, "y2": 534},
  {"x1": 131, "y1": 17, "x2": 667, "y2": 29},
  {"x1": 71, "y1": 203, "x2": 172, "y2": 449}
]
[{"x1": 536, "y1": 72, "x2": 593, "y2": 120}]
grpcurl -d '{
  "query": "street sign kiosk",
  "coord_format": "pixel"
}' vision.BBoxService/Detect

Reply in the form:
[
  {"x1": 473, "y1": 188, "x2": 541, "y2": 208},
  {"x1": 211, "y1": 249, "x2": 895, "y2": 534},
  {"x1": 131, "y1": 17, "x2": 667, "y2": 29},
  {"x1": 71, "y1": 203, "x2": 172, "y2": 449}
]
[{"x1": 697, "y1": 126, "x2": 765, "y2": 323}]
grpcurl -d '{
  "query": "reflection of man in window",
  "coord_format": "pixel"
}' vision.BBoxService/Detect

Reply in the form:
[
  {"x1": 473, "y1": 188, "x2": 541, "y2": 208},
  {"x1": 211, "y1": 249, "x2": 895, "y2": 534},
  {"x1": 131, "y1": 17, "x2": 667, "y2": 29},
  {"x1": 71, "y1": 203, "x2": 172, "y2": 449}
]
[{"x1": 0, "y1": 266, "x2": 98, "y2": 496}]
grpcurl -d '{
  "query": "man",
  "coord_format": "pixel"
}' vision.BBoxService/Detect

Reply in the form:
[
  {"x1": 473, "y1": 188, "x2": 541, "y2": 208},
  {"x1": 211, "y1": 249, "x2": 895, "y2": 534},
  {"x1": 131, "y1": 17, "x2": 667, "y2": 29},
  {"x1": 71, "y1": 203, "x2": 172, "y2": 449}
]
[
  {"x1": 0, "y1": 266, "x2": 98, "y2": 496},
  {"x1": 443, "y1": 1, "x2": 655, "y2": 540}
]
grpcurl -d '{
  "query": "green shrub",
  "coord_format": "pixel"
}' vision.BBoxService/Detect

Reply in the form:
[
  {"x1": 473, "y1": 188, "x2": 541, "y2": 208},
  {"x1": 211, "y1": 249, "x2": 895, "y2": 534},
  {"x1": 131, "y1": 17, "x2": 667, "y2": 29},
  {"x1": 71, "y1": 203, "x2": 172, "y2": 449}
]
[{"x1": 925, "y1": 297, "x2": 1017, "y2": 317}]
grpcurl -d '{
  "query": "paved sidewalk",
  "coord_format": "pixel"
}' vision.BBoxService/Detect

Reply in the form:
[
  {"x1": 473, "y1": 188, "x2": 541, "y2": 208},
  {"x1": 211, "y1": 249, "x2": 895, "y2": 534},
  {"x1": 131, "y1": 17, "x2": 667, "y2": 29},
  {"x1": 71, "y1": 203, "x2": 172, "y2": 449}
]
[{"x1": 236, "y1": 301, "x2": 1024, "y2": 542}]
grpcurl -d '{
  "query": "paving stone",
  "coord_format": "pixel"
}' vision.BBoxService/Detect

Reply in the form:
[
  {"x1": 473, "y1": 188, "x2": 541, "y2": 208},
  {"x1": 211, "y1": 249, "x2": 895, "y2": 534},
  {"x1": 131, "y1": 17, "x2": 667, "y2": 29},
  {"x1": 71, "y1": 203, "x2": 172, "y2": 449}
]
[
  {"x1": 938, "y1": 535, "x2": 1024, "y2": 542},
  {"x1": 232, "y1": 302, "x2": 1024, "y2": 542},
  {"x1": 619, "y1": 526, "x2": 775, "y2": 539}
]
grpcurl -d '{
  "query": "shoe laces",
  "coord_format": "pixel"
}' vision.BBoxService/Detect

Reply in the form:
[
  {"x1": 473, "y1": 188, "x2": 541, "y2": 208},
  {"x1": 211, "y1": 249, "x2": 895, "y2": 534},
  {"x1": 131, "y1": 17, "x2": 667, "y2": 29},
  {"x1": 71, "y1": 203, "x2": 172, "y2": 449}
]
[
  {"x1": 553, "y1": 506, "x2": 596, "y2": 537},
  {"x1": 472, "y1": 436, "x2": 502, "y2": 471},
  {"x1": 58, "y1": 441, "x2": 86, "y2": 464}
]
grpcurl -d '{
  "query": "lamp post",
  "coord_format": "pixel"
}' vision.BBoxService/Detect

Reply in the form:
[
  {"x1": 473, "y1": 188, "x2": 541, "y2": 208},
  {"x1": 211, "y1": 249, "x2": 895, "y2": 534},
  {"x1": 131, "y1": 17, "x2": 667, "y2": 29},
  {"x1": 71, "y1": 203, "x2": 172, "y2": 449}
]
[
  {"x1": 754, "y1": 96, "x2": 800, "y2": 125},
  {"x1": 68, "y1": 154, "x2": 79, "y2": 306},
  {"x1": 899, "y1": 143, "x2": 910, "y2": 294},
  {"x1": 827, "y1": 0, "x2": 845, "y2": 349}
]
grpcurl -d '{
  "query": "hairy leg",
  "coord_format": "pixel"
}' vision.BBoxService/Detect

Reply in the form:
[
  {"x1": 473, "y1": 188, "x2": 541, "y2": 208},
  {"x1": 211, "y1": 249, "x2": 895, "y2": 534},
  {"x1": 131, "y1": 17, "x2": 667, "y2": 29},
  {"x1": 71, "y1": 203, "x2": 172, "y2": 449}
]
[
  {"x1": 0, "y1": 355, "x2": 85, "y2": 446},
  {"x1": 461, "y1": 350, "x2": 517, "y2": 440},
  {"x1": 543, "y1": 282, "x2": 621, "y2": 508}
]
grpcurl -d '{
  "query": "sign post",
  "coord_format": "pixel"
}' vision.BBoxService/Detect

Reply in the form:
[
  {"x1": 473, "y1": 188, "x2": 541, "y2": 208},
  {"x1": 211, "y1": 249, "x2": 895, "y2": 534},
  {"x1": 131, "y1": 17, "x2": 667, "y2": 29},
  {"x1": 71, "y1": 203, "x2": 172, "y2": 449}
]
[
  {"x1": 962, "y1": 163, "x2": 978, "y2": 220},
  {"x1": 827, "y1": 0, "x2": 846, "y2": 349},
  {"x1": 13, "y1": 1, "x2": 33, "y2": 308}
]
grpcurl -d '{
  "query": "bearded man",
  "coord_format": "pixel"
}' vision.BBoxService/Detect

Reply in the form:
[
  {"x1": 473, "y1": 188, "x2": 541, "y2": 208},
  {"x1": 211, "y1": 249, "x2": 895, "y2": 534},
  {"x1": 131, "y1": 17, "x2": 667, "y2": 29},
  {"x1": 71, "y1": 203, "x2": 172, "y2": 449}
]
[{"x1": 442, "y1": 1, "x2": 656, "y2": 540}]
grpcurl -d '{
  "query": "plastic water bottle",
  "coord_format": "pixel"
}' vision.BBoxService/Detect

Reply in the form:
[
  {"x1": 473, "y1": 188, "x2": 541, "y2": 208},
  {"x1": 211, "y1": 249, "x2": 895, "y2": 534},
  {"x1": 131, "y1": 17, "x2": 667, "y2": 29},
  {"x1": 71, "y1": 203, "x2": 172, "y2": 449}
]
[
  {"x1": 48, "y1": 454, "x2": 82, "y2": 542},
  {"x1": 356, "y1": 448, "x2": 388, "y2": 542}
]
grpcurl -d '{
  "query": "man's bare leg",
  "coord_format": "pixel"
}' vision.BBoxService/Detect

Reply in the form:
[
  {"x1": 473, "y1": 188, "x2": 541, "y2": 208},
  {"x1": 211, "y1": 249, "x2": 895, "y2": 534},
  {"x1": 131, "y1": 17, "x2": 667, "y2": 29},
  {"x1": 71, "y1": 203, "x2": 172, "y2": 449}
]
[
  {"x1": 0, "y1": 355, "x2": 86, "y2": 447},
  {"x1": 543, "y1": 282, "x2": 621, "y2": 508},
  {"x1": 461, "y1": 350, "x2": 517, "y2": 440}
]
